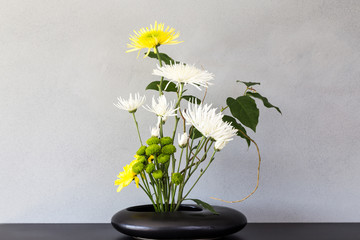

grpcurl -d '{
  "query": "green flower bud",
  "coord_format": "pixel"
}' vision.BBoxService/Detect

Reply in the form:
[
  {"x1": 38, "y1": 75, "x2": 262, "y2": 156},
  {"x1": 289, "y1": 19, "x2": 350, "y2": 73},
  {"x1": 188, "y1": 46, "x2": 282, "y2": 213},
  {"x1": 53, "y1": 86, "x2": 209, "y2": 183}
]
[
  {"x1": 136, "y1": 146, "x2": 147, "y2": 155},
  {"x1": 172, "y1": 173, "x2": 184, "y2": 185},
  {"x1": 161, "y1": 144, "x2": 176, "y2": 155},
  {"x1": 152, "y1": 170, "x2": 163, "y2": 179},
  {"x1": 160, "y1": 137, "x2": 173, "y2": 146},
  {"x1": 146, "y1": 144, "x2": 161, "y2": 156},
  {"x1": 157, "y1": 154, "x2": 170, "y2": 164},
  {"x1": 146, "y1": 163, "x2": 155, "y2": 173},
  {"x1": 146, "y1": 137, "x2": 160, "y2": 145},
  {"x1": 132, "y1": 162, "x2": 144, "y2": 174},
  {"x1": 137, "y1": 155, "x2": 146, "y2": 163}
]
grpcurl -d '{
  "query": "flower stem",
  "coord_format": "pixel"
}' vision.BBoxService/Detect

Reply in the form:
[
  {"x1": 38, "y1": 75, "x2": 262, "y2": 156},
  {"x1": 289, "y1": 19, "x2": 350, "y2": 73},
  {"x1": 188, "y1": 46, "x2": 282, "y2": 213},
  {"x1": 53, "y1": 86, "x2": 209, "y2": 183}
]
[
  {"x1": 186, "y1": 137, "x2": 207, "y2": 178},
  {"x1": 139, "y1": 178, "x2": 157, "y2": 211},
  {"x1": 171, "y1": 83, "x2": 184, "y2": 141},
  {"x1": 175, "y1": 136, "x2": 206, "y2": 210},
  {"x1": 177, "y1": 147, "x2": 184, "y2": 172},
  {"x1": 170, "y1": 184, "x2": 177, "y2": 211},
  {"x1": 220, "y1": 106, "x2": 228, "y2": 112},
  {"x1": 243, "y1": 87, "x2": 249, "y2": 96},
  {"x1": 154, "y1": 46, "x2": 163, "y2": 67},
  {"x1": 155, "y1": 180, "x2": 164, "y2": 211},
  {"x1": 153, "y1": 47, "x2": 165, "y2": 138},
  {"x1": 184, "y1": 139, "x2": 212, "y2": 186},
  {"x1": 182, "y1": 151, "x2": 216, "y2": 200},
  {"x1": 159, "y1": 118, "x2": 164, "y2": 138},
  {"x1": 154, "y1": 46, "x2": 164, "y2": 96},
  {"x1": 132, "y1": 113, "x2": 143, "y2": 145}
]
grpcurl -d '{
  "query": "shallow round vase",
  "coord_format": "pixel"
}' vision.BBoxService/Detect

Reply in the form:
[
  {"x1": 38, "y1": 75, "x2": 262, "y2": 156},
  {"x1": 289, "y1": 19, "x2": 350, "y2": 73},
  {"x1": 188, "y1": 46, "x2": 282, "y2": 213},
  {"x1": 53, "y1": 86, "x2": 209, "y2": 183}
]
[{"x1": 111, "y1": 204, "x2": 247, "y2": 239}]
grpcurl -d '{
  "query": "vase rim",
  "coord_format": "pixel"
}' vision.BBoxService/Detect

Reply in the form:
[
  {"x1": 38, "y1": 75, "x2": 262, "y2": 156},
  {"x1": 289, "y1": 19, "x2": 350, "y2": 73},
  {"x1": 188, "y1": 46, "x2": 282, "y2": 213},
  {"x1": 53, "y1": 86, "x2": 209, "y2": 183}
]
[{"x1": 126, "y1": 204, "x2": 203, "y2": 212}]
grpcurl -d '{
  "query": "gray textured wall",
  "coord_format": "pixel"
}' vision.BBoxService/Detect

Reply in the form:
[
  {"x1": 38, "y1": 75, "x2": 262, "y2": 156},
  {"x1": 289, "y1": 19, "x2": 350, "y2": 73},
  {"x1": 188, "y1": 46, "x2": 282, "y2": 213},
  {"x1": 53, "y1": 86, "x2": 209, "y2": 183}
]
[{"x1": 1, "y1": 0, "x2": 359, "y2": 223}]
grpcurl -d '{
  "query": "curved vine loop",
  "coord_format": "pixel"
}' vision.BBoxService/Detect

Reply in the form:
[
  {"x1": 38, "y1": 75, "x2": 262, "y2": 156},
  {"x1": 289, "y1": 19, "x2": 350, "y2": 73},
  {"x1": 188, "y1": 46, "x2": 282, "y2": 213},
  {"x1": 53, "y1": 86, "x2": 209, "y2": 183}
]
[{"x1": 210, "y1": 129, "x2": 261, "y2": 203}]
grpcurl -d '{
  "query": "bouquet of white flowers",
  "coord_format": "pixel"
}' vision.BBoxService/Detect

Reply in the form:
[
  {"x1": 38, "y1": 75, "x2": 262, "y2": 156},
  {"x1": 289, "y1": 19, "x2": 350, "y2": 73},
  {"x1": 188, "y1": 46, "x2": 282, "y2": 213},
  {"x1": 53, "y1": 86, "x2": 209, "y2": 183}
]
[{"x1": 114, "y1": 21, "x2": 281, "y2": 213}]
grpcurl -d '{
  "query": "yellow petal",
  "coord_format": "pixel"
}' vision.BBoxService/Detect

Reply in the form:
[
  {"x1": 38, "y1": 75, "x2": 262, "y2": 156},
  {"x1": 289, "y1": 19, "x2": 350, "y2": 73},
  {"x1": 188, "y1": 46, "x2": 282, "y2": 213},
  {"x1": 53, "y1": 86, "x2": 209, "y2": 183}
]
[
  {"x1": 148, "y1": 155, "x2": 154, "y2": 163},
  {"x1": 116, "y1": 184, "x2": 124, "y2": 192},
  {"x1": 134, "y1": 177, "x2": 140, "y2": 188},
  {"x1": 126, "y1": 21, "x2": 182, "y2": 57},
  {"x1": 143, "y1": 48, "x2": 151, "y2": 58}
]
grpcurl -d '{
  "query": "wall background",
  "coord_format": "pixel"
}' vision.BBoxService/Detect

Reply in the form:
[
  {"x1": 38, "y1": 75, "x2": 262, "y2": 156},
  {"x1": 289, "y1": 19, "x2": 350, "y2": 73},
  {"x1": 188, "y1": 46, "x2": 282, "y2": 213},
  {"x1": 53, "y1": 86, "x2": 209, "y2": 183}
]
[{"x1": 1, "y1": 0, "x2": 359, "y2": 223}]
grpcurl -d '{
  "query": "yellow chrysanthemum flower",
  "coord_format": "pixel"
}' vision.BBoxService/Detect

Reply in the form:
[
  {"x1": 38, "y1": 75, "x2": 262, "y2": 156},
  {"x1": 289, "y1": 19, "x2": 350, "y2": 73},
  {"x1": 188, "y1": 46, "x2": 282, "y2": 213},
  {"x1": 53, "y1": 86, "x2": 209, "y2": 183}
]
[
  {"x1": 147, "y1": 155, "x2": 154, "y2": 163},
  {"x1": 114, "y1": 159, "x2": 139, "y2": 192},
  {"x1": 126, "y1": 21, "x2": 183, "y2": 58}
]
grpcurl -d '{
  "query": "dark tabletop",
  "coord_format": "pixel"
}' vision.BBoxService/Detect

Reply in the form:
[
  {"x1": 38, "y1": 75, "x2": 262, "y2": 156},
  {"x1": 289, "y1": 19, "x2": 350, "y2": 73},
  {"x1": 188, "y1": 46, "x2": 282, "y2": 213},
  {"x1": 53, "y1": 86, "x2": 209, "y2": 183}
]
[{"x1": 0, "y1": 223, "x2": 359, "y2": 240}]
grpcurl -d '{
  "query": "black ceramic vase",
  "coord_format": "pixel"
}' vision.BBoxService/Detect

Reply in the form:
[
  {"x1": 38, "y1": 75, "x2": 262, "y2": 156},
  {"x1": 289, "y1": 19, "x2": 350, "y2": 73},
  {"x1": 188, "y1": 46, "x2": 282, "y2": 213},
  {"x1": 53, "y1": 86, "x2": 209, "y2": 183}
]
[{"x1": 111, "y1": 204, "x2": 247, "y2": 239}]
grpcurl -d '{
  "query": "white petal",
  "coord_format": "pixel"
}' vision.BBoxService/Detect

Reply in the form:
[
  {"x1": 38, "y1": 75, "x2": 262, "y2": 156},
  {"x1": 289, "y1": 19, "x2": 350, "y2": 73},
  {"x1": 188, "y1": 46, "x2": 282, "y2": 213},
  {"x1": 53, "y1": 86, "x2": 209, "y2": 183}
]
[
  {"x1": 215, "y1": 140, "x2": 227, "y2": 151},
  {"x1": 152, "y1": 63, "x2": 214, "y2": 90},
  {"x1": 178, "y1": 132, "x2": 188, "y2": 147},
  {"x1": 150, "y1": 126, "x2": 160, "y2": 137},
  {"x1": 114, "y1": 92, "x2": 146, "y2": 112},
  {"x1": 143, "y1": 95, "x2": 178, "y2": 119},
  {"x1": 182, "y1": 102, "x2": 236, "y2": 148}
]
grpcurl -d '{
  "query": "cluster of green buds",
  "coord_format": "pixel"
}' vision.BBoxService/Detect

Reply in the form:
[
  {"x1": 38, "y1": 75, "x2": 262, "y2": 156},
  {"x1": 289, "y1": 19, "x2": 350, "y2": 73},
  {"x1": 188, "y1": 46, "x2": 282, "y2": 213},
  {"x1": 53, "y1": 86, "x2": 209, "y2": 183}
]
[{"x1": 133, "y1": 136, "x2": 183, "y2": 183}]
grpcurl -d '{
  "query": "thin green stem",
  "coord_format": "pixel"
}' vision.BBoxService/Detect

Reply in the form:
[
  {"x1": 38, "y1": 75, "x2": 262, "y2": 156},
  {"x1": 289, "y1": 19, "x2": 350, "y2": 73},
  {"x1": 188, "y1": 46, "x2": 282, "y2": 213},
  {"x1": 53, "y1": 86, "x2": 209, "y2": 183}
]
[
  {"x1": 186, "y1": 137, "x2": 206, "y2": 179},
  {"x1": 182, "y1": 151, "x2": 216, "y2": 200},
  {"x1": 171, "y1": 83, "x2": 184, "y2": 141},
  {"x1": 161, "y1": 172, "x2": 169, "y2": 210},
  {"x1": 159, "y1": 119, "x2": 164, "y2": 138},
  {"x1": 184, "y1": 140, "x2": 212, "y2": 186},
  {"x1": 220, "y1": 106, "x2": 228, "y2": 112},
  {"x1": 176, "y1": 131, "x2": 194, "y2": 198},
  {"x1": 153, "y1": 46, "x2": 165, "y2": 138},
  {"x1": 155, "y1": 46, "x2": 163, "y2": 67},
  {"x1": 177, "y1": 147, "x2": 184, "y2": 172},
  {"x1": 170, "y1": 184, "x2": 178, "y2": 211},
  {"x1": 139, "y1": 176, "x2": 157, "y2": 209},
  {"x1": 243, "y1": 87, "x2": 249, "y2": 96},
  {"x1": 171, "y1": 117, "x2": 180, "y2": 142},
  {"x1": 154, "y1": 46, "x2": 164, "y2": 95},
  {"x1": 148, "y1": 173, "x2": 159, "y2": 203},
  {"x1": 175, "y1": 136, "x2": 205, "y2": 210},
  {"x1": 155, "y1": 180, "x2": 164, "y2": 211},
  {"x1": 186, "y1": 141, "x2": 213, "y2": 183},
  {"x1": 139, "y1": 183, "x2": 158, "y2": 212},
  {"x1": 142, "y1": 173, "x2": 153, "y2": 196},
  {"x1": 132, "y1": 113, "x2": 143, "y2": 145}
]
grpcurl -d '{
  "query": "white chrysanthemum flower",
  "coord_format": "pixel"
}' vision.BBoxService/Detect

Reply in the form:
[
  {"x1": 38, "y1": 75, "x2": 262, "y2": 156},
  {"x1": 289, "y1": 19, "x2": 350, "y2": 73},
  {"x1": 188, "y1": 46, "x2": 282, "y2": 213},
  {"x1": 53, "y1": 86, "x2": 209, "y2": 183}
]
[
  {"x1": 143, "y1": 95, "x2": 178, "y2": 121},
  {"x1": 178, "y1": 132, "x2": 188, "y2": 148},
  {"x1": 150, "y1": 126, "x2": 160, "y2": 137},
  {"x1": 152, "y1": 63, "x2": 214, "y2": 90},
  {"x1": 182, "y1": 102, "x2": 237, "y2": 149},
  {"x1": 214, "y1": 139, "x2": 228, "y2": 151},
  {"x1": 114, "y1": 93, "x2": 146, "y2": 113}
]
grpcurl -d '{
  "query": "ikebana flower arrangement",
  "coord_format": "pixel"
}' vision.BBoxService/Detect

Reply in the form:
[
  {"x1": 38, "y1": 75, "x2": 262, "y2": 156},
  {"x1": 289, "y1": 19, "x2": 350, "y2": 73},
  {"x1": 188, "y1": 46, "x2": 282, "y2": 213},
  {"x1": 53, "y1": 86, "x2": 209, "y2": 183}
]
[{"x1": 114, "y1": 21, "x2": 281, "y2": 213}]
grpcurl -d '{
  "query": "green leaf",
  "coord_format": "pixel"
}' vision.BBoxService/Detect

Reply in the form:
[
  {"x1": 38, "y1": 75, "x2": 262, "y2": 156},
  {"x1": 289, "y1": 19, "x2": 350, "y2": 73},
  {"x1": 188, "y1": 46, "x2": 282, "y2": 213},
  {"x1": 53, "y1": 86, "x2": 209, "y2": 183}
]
[
  {"x1": 223, "y1": 115, "x2": 251, "y2": 147},
  {"x1": 147, "y1": 51, "x2": 176, "y2": 65},
  {"x1": 187, "y1": 199, "x2": 218, "y2": 215},
  {"x1": 189, "y1": 126, "x2": 203, "y2": 139},
  {"x1": 227, "y1": 96, "x2": 259, "y2": 132},
  {"x1": 246, "y1": 92, "x2": 282, "y2": 114},
  {"x1": 182, "y1": 95, "x2": 202, "y2": 104},
  {"x1": 146, "y1": 80, "x2": 178, "y2": 92},
  {"x1": 236, "y1": 81, "x2": 261, "y2": 87}
]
